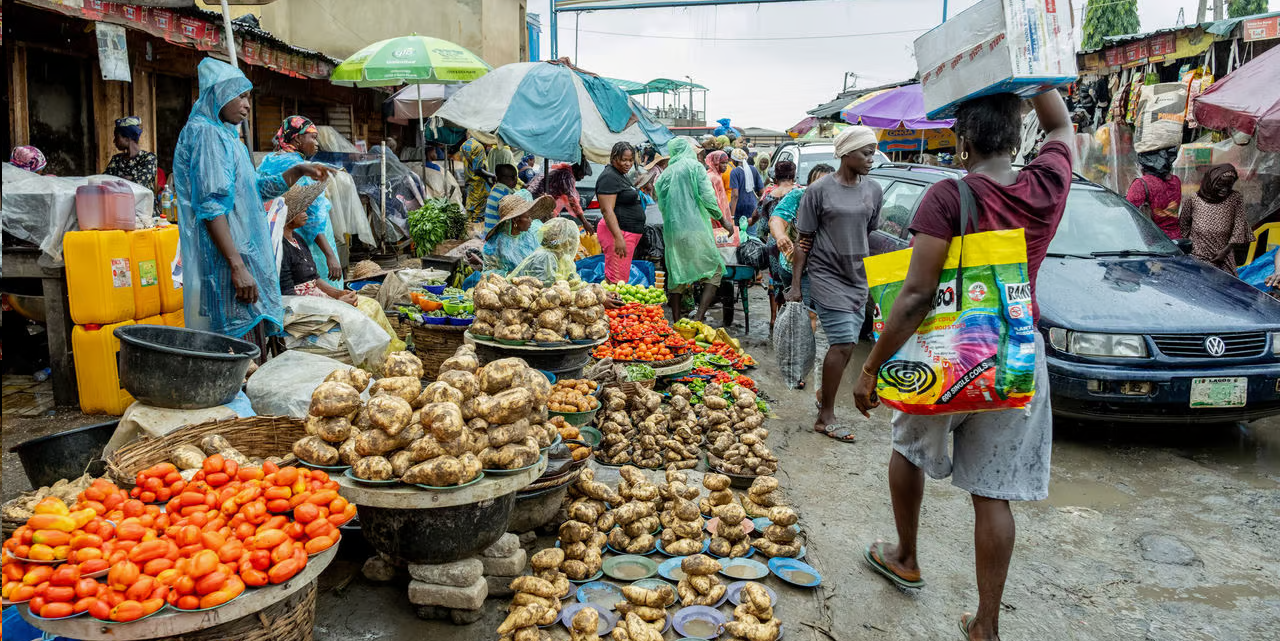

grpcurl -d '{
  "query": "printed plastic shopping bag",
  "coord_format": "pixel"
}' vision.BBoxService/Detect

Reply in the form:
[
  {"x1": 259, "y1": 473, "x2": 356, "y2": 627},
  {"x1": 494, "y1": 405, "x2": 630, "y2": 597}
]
[
  {"x1": 864, "y1": 227, "x2": 1037, "y2": 415},
  {"x1": 773, "y1": 301, "x2": 815, "y2": 390}
]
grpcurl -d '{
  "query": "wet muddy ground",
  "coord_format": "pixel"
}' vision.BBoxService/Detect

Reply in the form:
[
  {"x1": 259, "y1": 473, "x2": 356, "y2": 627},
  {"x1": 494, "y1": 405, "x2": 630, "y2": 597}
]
[{"x1": 4, "y1": 292, "x2": 1278, "y2": 640}]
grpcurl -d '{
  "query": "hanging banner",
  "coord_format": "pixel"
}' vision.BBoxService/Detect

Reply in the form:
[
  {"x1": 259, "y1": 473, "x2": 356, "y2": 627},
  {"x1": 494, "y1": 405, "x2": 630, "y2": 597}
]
[
  {"x1": 23, "y1": 0, "x2": 335, "y2": 80},
  {"x1": 96, "y1": 22, "x2": 131, "y2": 82},
  {"x1": 1244, "y1": 16, "x2": 1280, "y2": 42},
  {"x1": 877, "y1": 127, "x2": 956, "y2": 152}
]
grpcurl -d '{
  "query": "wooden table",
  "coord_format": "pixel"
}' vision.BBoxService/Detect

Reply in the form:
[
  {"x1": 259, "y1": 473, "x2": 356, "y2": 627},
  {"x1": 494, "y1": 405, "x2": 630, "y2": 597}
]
[
  {"x1": 18, "y1": 546, "x2": 337, "y2": 640},
  {"x1": 3, "y1": 247, "x2": 77, "y2": 405}
]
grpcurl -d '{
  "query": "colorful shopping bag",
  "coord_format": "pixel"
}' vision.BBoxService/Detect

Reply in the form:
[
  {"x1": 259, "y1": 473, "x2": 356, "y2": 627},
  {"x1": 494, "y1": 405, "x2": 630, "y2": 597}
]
[{"x1": 864, "y1": 179, "x2": 1037, "y2": 415}]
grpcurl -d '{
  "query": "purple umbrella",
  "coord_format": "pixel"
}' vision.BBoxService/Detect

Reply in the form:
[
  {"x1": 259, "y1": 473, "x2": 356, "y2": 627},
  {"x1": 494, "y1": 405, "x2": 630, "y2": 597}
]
[{"x1": 841, "y1": 84, "x2": 955, "y2": 130}]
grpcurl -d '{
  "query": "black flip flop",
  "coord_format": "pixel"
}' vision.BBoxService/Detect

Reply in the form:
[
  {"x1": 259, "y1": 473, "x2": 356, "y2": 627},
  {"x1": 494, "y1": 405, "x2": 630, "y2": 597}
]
[
  {"x1": 864, "y1": 541, "x2": 925, "y2": 589},
  {"x1": 823, "y1": 424, "x2": 857, "y2": 443}
]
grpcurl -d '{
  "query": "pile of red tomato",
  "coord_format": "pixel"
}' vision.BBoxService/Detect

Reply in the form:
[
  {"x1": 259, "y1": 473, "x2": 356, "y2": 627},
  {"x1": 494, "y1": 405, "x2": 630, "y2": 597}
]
[
  {"x1": 593, "y1": 304, "x2": 692, "y2": 362},
  {"x1": 2, "y1": 455, "x2": 354, "y2": 622}
]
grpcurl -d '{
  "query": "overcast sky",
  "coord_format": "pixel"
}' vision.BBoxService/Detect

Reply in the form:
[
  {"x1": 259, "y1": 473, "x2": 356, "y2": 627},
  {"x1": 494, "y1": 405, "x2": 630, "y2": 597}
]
[{"x1": 531, "y1": 0, "x2": 1272, "y2": 130}]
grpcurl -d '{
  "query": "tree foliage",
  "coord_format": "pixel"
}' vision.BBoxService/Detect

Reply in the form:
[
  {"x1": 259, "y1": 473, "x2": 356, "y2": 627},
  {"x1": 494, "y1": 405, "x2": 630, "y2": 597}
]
[
  {"x1": 1083, "y1": 0, "x2": 1141, "y2": 50},
  {"x1": 1229, "y1": 0, "x2": 1271, "y2": 19}
]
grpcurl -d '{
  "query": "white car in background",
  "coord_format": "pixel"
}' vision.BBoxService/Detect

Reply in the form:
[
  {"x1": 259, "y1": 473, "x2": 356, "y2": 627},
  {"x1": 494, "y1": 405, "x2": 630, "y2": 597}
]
[{"x1": 769, "y1": 141, "x2": 890, "y2": 184}]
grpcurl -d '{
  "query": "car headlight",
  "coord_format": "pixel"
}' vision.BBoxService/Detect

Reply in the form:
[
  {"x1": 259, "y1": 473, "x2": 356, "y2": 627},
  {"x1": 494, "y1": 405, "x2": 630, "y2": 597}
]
[
  {"x1": 1272, "y1": 332, "x2": 1280, "y2": 355},
  {"x1": 1067, "y1": 332, "x2": 1148, "y2": 358}
]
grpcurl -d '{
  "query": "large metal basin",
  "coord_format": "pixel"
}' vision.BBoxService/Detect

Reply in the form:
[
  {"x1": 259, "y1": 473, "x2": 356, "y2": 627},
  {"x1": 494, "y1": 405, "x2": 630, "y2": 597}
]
[{"x1": 356, "y1": 494, "x2": 515, "y2": 564}]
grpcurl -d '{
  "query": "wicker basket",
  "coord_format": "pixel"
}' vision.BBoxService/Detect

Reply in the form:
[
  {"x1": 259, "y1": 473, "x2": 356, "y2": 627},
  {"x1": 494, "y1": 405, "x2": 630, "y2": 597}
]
[
  {"x1": 603, "y1": 377, "x2": 657, "y2": 397},
  {"x1": 407, "y1": 322, "x2": 468, "y2": 378},
  {"x1": 151, "y1": 581, "x2": 318, "y2": 641},
  {"x1": 105, "y1": 416, "x2": 304, "y2": 487}
]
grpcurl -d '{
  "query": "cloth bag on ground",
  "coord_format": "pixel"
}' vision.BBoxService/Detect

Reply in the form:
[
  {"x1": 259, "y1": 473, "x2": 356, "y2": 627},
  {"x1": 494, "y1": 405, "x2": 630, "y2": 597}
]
[
  {"x1": 772, "y1": 301, "x2": 815, "y2": 390},
  {"x1": 863, "y1": 178, "x2": 1036, "y2": 415},
  {"x1": 246, "y1": 351, "x2": 359, "y2": 418}
]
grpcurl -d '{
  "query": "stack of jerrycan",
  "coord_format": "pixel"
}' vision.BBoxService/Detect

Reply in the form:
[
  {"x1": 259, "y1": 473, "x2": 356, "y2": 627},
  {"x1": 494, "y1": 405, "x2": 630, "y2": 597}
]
[{"x1": 63, "y1": 226, "x2": 184, "y2": 415}]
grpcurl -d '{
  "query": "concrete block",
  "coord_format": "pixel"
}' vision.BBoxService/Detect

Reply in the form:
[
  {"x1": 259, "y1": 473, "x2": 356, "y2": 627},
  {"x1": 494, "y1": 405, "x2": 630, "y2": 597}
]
[
  {"x1": 408, "y1": 577, "x2": 488, "y2": 609},
  {"x1": 414, "y1": 605, "x2": 450, "y2": 621},
  {"x1": 408, "y1": 558, "x2": 484, "y2": 587},
  {"x1": 450, "y1": 608, "x2": 486, "y2": 625},
  {"x1": 480, "y1": 547, "x2": 527, "y2": 577},
  {"x1": 518, "y1": 531, "x2": 538, "y2": 549},
  {"x1": 485, "y1": 573, "x2": 517, "y2": 597},
  {"x1": 482, "y1": 532, "x2": 520, "y2": 558},
  {"x1": 362, "y1": 556, "x2": 397, "y2": 582}
]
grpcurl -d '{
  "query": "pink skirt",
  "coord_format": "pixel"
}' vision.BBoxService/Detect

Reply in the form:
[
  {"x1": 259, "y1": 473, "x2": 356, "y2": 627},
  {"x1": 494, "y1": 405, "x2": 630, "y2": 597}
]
[{"x1": 597, "y1": 219, "x2": 643, "y2": 283}]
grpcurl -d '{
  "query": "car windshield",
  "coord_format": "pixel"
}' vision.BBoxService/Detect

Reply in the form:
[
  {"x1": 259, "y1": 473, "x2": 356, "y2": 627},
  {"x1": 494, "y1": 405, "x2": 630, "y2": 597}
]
[
  {"x1": 796, "y1": 149, "x2": 835, "y2": 185},
  {"x1": 1047, "y1": 187, "x2": 1180, "y2": 257}
]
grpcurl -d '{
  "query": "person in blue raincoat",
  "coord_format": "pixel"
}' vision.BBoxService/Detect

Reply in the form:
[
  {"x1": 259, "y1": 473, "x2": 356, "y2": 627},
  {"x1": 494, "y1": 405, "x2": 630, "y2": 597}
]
[
  {"x1": 257, "y1": 116, "x2": 343, "y2": 289},
  {"x1": 173, "y1": 58, "x2": 328, "y2": 344}
]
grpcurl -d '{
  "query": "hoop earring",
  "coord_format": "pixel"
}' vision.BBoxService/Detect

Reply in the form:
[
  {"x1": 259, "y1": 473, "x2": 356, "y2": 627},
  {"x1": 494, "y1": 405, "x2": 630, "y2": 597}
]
[{"x1": 959, "y1": 150, "x2": 970, "y2": 162}]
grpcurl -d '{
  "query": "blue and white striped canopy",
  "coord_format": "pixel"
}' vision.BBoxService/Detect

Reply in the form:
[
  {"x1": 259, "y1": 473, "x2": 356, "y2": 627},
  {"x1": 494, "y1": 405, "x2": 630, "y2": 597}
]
[{"x1": 434, "y1": 61, "x2": 673, "y2": 163}]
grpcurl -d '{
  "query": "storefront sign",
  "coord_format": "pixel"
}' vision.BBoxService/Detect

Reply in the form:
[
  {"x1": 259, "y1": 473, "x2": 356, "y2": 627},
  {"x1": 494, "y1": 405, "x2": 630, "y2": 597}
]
[
  {"x1": 1085, "y1": 28, "x2": 1216, "y2": 72},
  {"x1": 96, "y1": 22, "x2": 131, "y2": 82},
  {"x1": 1244, "y1": 16, "x2": 1280, "y2": 42}
]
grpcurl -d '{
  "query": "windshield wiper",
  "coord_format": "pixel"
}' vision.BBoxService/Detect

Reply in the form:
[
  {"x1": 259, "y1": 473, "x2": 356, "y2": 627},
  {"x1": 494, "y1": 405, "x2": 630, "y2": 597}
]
[
  {"x1": 1089, "y1": 250, "x2": 1176, "y2": 258},
  {"x1": 1045, "y1": 252, "x2": 1092, "y2": 259}
]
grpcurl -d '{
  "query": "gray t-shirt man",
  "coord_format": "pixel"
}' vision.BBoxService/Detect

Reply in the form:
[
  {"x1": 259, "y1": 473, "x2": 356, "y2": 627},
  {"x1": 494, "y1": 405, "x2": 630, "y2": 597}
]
[{"x1": 795, "y1": 174, "x2": 883, "y2": 313}]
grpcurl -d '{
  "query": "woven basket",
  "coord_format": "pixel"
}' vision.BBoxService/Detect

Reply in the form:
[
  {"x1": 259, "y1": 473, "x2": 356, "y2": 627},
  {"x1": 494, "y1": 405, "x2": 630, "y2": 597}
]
[
  {"x1": 603, "y1": 377, "x2": 657, "y2": 397},
  {"x1": 105, "y1": 416, "x2": 304, "y2": 487},
  {"x1": 150, "y1": 580, "x2": 317, "y2": 641},
  {"x1": 407, "y1": 322, "x2": 468, "y2": 378}
]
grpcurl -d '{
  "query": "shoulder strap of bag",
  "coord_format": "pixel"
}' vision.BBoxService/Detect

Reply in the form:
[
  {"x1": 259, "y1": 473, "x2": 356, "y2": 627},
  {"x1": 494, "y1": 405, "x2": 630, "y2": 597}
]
[{"x1": 953, "y1": 177, "x2": 980, "y2": 304}]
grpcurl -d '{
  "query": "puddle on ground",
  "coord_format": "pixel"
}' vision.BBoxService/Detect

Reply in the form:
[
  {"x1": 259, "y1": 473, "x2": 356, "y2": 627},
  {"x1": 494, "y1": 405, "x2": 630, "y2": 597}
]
[
  {"x1": 1134, "y1": 583, "x2": 1271, "y2": 609},
  {"x1": 1044, "y1": 476, "x2": 1138, "y2": 509}
]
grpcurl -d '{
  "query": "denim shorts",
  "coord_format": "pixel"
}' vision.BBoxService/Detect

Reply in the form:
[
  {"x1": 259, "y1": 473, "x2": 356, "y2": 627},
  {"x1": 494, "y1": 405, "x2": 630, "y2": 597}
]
[{"x1": 810, "y1": 302, "x2": 864, "y2": 345}]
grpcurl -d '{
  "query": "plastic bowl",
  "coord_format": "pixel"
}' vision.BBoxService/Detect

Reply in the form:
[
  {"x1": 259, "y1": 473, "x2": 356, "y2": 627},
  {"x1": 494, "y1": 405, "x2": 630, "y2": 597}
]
[
  {"x1": 448, "y1": 316, "x2": 474, "y2": 326},
  {"x1": 424, "y1": 284, "x2": 447, "y2": 295},
  {"x1": 423, "y1": 316, "x2": 449, "y2": 325}
]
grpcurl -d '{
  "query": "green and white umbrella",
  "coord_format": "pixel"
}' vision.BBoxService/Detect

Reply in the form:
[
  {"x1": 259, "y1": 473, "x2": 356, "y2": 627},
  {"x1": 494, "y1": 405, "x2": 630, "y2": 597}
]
[{"x1": 330, "y1": 34, "x2": 490, "y2": 87}]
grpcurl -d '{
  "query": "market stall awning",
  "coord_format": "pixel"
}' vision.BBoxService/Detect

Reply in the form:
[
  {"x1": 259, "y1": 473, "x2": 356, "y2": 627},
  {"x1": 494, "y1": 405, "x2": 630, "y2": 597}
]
[
  {"x1": 605, "y1": 77, "x2": 649, "y2": 95},
  {"x1": 840, "y1": 84, "x2": 954, "y2": 130},
  {"x1": 642, "y1": 78, "x2": 707, "y2": 94},
  {"x1": 1194, "y1": 43, "x2": 1280, "y2": 152},
  {"x1": 787, "y1": 116, "x2": 819, "y2": 138},
  {"x1": 434, "y1": 61, "x2": 674, "y2": 163}
]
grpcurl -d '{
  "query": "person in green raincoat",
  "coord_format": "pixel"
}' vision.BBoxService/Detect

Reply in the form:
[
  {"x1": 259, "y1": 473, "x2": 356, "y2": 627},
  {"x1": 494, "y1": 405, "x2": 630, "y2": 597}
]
[
  {"x1": 508, "y1": 217, "x2": 581, "y2": 286},
  {"x1": 653, "y1": 137, "x2": 726, "y2": 322}
]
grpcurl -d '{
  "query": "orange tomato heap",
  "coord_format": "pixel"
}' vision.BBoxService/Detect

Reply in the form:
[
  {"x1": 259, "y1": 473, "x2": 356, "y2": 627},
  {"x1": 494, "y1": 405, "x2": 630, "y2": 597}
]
[
  {"x1": 592, "y1": 304, "x2": 690, "y2": 362},
  {"x1": 128, "y1": 463, "x2": 187, "y2": 504},
  {"x1": 1, "y1": 455, "x2": 356, "y2": 622}
]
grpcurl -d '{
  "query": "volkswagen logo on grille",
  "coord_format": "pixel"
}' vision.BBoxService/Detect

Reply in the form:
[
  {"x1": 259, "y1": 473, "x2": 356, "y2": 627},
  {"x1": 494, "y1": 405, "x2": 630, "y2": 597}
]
[{"x1": 1204, "y1": 336, "x2": 1227, "y2": 357}]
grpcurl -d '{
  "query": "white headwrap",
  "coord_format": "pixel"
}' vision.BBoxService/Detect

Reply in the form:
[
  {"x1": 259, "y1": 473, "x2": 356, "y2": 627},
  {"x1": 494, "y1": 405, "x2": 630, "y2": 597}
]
[{"x1": 834, "y1": 125, "x2": 878, "y2": 158}]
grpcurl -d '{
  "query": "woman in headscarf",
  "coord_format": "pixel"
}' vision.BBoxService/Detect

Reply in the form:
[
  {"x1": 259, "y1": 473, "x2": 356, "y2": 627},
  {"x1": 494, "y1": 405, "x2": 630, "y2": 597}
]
[
  {"x1": 596, "y1": 142, "x2": 647, "y2": 284},
  {"x1": 517, "y1": 153, "x2": 538, "y2": 186},
  {"x1": 528, "y1": 162, "x2": 591, "y2": 232},
  {"x1": 174, "y1": 58, "x2": 326, "y2": 343},
  {"x1": 257, "y1": 115, "x2": 343, "y2": 289},
  {"x1": 729, "y1": 147, "x2": 764, "y2": 230},
  {"x1": 104, "y1": 116, "x2": 158, "y2": 195},
  {"x1": 655, "y1": 138, "x2": 727, "y2": 322},
  {"x1": 460, "y1": 132, "x2": 495, "y2": 221},
  {"x1": 1180, "y1": 164, "x2": 1253, "y2": 273},
  {"x1": 509, "y1": 217, "x2": 583, "y2": 285},
  {"x1": 1125, "y1": 148, "x2": 1182, "y2": 239},
  {"x1": 9, "y1": 146, "x2": 47, "y2": 174},
  {"x1": 704, "y1": 150, "x2": 732, "y2": 221}
]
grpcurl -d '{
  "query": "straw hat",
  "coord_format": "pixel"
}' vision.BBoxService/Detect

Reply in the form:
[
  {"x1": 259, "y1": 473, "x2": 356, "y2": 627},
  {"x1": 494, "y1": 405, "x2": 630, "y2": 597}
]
[
  {"x1": 486, "y1": 195, "x2": 556, "y2": 240},
  {"x1": 349, "y1": 260, "x2": 391, "y2": 281},
  {"x1": 643, "y1": 155, "x2": 668, "y2": 172},
  {"x1": 283, "y1": 179, "x2": 328, "y2": 221},
  {"x1": 633, "y1": 170, "x2": 656, "y2": 190}
]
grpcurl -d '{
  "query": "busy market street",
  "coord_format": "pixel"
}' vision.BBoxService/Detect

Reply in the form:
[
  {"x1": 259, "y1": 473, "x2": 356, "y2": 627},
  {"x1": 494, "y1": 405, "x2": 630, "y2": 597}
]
[{"x1": 4, "y1": 0, "x2": 1280, "y2": 640}]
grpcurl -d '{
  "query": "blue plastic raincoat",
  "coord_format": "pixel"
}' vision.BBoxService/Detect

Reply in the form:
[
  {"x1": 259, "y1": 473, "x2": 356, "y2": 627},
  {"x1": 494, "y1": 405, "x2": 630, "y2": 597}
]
[
  {"x1": 482, "y1": 219, "x2": 544, "y2": 275},
  {"x1": 257, "y1": 151, "x2": 341, "y2": 288},
  {"x1": 653, "y1": 138, "x2": 725, "y2": 287},
  {"x1": 174, "y1": 59, "x2": 283, "y2": 338}
]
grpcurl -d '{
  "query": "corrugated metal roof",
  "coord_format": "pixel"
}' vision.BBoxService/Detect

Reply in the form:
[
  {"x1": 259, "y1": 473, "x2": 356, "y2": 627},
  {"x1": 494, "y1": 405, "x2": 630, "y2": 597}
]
[
  {"x1": 1082, "y1": 10, "x2": 1280, "y2": 53},
  {"x1": 807, "y1": 79, "x2": 915, "y2": 118}
]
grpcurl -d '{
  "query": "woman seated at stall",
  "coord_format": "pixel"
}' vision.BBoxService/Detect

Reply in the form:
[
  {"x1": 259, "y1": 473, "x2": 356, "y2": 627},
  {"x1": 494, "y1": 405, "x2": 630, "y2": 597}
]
[
  {"x1": 509, "y1": 217, "x2": 585, "y2": 286},
  {"x1": 278, "y1": 194, "x2": 404, "y2": 350},
  {"x1": 478, "y1": 194, "x2": 556, "y2": 273}
]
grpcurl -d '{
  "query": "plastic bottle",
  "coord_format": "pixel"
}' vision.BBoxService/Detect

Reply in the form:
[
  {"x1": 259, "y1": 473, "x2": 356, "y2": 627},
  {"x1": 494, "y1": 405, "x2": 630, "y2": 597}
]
[
  {"x1": 160, "y1": 184, "x2": 177, "y2": 224},
  {"x1": 33, "y1": 367, "x2": 51, "y2": 382}
]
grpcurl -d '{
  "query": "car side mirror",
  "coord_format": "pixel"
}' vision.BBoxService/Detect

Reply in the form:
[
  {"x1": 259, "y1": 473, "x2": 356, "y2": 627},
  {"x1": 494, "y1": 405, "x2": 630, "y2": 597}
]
[{"x1": 1173, "y1": 238, "x2": 1193, "y2": 254}]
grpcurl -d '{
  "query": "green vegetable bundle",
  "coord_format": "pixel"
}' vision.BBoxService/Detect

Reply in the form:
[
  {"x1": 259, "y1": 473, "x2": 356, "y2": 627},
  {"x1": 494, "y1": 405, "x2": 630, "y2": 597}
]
[{"x1": 407, "y1": 198, "x2": 467, "y2": 257}]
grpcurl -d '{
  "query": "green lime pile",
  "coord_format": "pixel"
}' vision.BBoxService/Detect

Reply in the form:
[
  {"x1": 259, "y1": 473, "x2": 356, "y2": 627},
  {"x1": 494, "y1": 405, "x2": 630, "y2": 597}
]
[{"x1": 603, "y1": 282, "x2": 667, "y2": 305}]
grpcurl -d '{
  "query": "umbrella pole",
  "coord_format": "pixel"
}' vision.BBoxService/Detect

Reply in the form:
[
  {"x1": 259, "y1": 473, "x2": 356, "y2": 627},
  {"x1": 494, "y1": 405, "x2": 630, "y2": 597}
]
[
  {"x1": 418, "y1": 86, "x2": 428, "y2": 187},
  {"x1": 381, "y1": 142, "x2": 387, "y2": 253}
]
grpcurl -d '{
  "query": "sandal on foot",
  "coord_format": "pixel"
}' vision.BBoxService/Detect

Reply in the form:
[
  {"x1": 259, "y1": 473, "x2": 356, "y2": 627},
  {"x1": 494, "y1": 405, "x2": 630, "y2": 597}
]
[
  {"x1": 958, "y1": 613, "x2": 976, "y2": 640},
  {"x1": 822, "y1": 424, "x2": 857, "y2": 442},
  {"x1": 863, "y1": 540, "x2": 925, "y2": 589}
]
